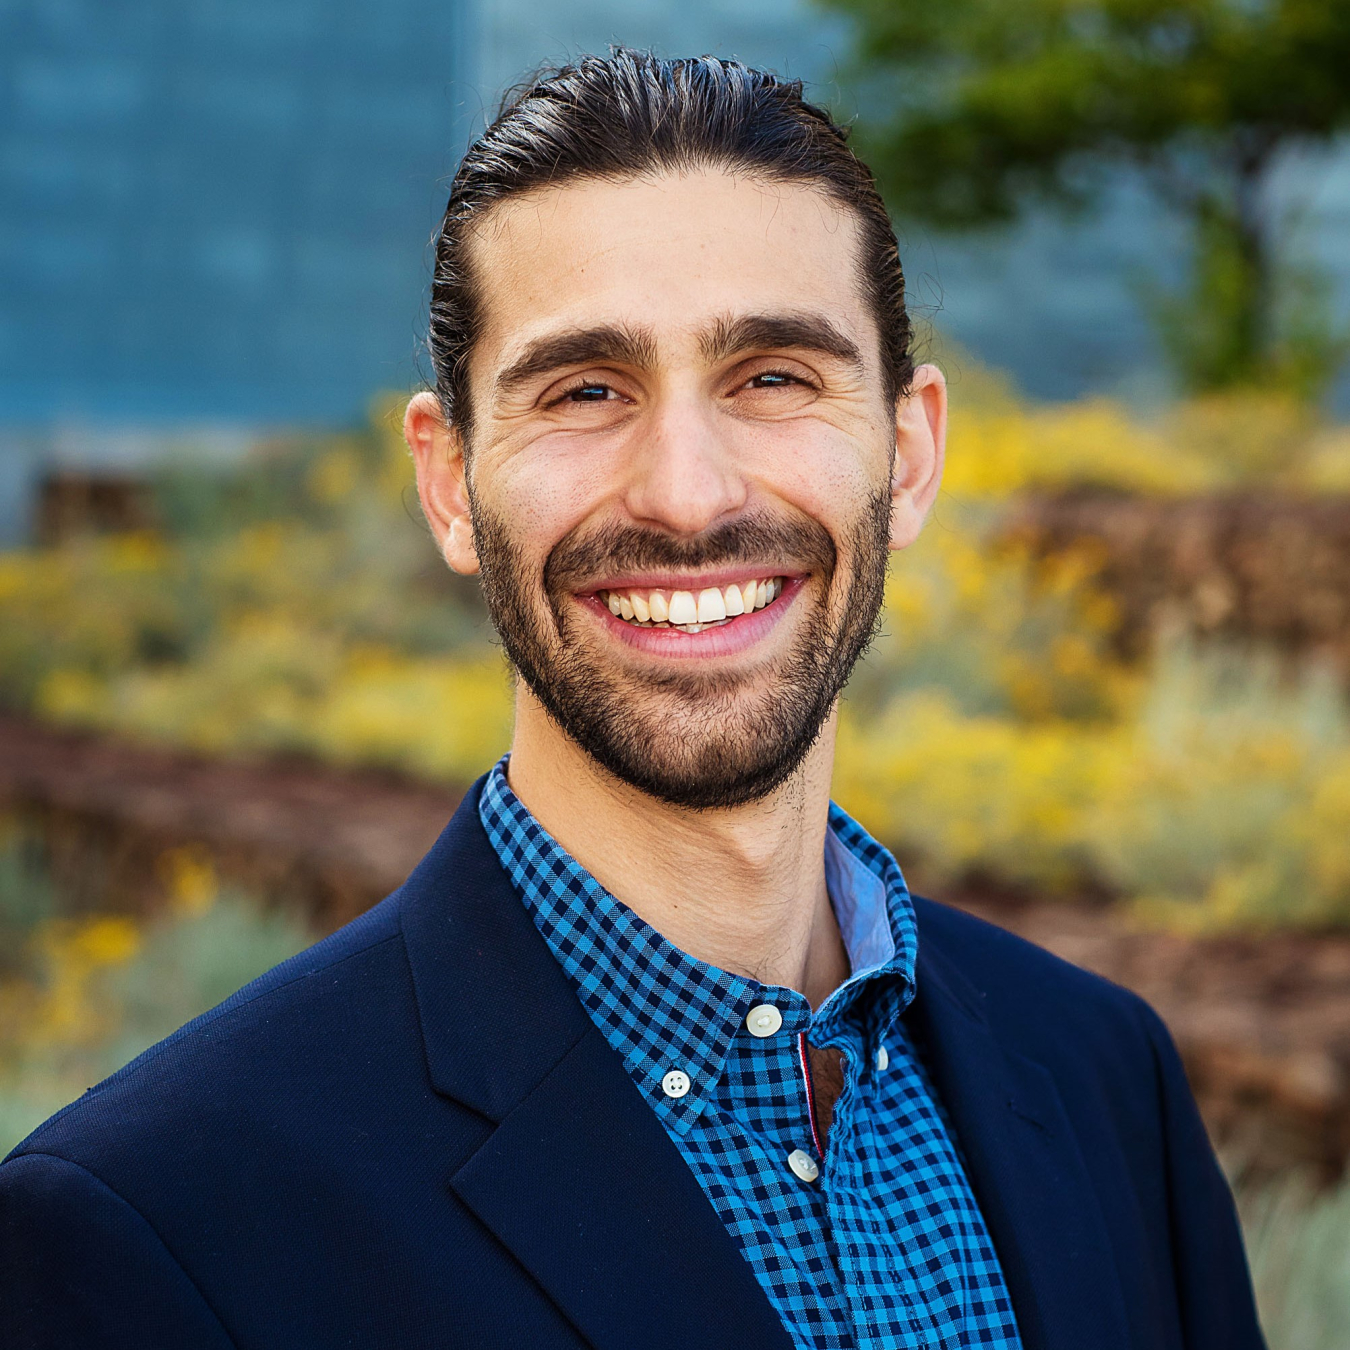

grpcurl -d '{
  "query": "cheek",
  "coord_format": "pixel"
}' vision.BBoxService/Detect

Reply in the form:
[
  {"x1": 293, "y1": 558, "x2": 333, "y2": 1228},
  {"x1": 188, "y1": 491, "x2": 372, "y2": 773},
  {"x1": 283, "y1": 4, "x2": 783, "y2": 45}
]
[
  {"x1": 489, "y1": 438, "x2": 626, "y2": 562},
  {"x1": 739, "y1": 424, "x2": 884, "y2": 539}
]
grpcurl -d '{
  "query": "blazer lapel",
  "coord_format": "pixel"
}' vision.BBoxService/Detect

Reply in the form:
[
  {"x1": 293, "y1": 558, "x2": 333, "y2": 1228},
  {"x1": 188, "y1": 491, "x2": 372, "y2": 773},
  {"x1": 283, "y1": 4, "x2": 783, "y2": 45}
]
[
  {"x1": 399, "y1": 782, "x2": 794, "y2": 1350},
  {"x1": 909, "y1": 923, "x2": 1132, "y2": 1350}
]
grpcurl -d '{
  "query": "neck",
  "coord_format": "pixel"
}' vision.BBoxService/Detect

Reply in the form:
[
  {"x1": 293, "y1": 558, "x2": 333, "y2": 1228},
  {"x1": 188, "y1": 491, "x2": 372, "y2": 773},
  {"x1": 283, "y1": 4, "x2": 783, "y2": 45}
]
[{"x1": 506, "y1": 688, "x2": 849, "y2": 1007}]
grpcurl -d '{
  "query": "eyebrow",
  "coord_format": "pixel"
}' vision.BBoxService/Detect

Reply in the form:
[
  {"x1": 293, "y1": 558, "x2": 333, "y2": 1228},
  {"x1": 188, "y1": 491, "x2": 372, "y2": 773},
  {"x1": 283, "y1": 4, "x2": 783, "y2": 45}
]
[
  {"x1": 699, "y1": 312, "x2": 864, "y2": 369},
  {"x1": 493, "y1": 324, "x2": 659, "y2": 399}
]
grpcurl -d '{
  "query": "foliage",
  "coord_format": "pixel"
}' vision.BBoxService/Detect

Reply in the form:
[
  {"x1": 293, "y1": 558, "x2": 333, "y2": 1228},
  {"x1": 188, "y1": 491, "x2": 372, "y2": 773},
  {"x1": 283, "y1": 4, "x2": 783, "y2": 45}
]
[
  {"x1": 0, "y1": 403, "x2": 512, "y2": 785},
  {"x1": 1240, "y1": 1169, "x2": 1350, "y2": 1349},
  {"x1": 849, "y1": 499, "x2": 1132, "y2": 723},
  {"x1": 941, "y1": 384, "x2": 1350, "y2": 496},
  {"x1": 825, "y1": 0, "x2": 1350, "y2": 395},
  {"x1": 838, "y1": 636, "x2": 1350, "y2": 927},
  {"x1": 0, "y1": 828, "x2": 310, "y2": 1152},
  {"x1": 834, "y1": 378, "x2": 1350, "y2": 926}
]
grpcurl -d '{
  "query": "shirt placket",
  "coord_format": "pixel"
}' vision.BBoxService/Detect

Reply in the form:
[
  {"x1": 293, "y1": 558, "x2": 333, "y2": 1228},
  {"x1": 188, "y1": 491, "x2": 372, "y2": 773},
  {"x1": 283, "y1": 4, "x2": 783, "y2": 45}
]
[
  {"x1": 807, "y1": 989, "x2": 922, "y2": 1350},
  {"x1": 756, "y1": 993, "x2": 830, "y2": 1185},
  {"x1": 727, "y1": 992, "x2": 854, "y2": 1337}
]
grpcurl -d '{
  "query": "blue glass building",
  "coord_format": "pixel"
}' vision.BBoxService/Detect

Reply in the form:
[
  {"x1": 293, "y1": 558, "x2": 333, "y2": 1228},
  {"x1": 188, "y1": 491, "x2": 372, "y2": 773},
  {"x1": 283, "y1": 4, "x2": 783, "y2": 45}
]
[{"x1": 1, "y1": 0, "x2": 471, "y2": 426}]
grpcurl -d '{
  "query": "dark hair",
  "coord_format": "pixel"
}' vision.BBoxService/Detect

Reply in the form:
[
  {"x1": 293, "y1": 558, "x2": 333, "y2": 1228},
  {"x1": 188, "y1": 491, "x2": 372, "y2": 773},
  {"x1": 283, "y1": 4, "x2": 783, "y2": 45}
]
[{"x1": 428, "y1": 49, "x2": 913, "y2": 438}]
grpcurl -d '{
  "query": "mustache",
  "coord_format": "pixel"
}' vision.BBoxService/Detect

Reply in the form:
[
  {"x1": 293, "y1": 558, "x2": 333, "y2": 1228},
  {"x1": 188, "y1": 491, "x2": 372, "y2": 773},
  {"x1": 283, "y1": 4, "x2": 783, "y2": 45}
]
[{"x1": 543, "y1": 513, "x2": 838, "y2": 594}]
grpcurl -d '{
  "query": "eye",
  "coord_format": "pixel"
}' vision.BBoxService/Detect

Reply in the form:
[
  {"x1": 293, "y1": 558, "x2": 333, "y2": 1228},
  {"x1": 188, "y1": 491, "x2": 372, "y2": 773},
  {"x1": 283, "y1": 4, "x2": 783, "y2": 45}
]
[
  {"x1": 729, "y1": 364, "x2": 818, "y2": 415},
  {"x1": 541, "y1": 374, "x2": 635, "y2": 417},
  {"x1": 564, "y1": 382, "x2": 615, "y2": 403},
  {"x1": 740, "y1": 367, "x2": 820, "y2": 395}
]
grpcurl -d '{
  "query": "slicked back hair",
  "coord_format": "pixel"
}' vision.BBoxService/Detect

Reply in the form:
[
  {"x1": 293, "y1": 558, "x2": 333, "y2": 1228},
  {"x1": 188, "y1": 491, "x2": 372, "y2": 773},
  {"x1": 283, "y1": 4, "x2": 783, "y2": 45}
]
[{"x1": 428, "y1": 49, "x2": 914, "y2": 440}]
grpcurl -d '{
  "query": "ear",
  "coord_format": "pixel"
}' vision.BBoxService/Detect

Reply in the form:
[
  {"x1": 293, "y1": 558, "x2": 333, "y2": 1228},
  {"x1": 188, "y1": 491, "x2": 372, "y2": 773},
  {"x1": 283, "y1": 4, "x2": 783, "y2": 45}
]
[
  {"x1": 889, "y1": 362, "x2": 947, "y2": 551},
  {"x1": 404, "y1": 391, "x2": 480, "y2": 575}
]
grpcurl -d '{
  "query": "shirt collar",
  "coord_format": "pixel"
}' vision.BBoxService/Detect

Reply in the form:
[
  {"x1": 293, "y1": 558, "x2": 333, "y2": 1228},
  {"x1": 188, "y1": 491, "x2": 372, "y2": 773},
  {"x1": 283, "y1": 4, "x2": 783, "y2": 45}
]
[{"x1": 478, "y1": 757, "x2": 917, "y2": 1132}]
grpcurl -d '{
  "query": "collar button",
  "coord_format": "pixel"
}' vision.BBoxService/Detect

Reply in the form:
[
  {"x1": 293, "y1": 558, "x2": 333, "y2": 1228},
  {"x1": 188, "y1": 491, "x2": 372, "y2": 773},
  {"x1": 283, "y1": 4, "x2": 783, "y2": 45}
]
[
  {"x1": 745, "y1": 1004, "x2": 783, "y2": 1038},
  {"x1": 661, "y1": 1069, "x2": 691, "y2": 1099}
]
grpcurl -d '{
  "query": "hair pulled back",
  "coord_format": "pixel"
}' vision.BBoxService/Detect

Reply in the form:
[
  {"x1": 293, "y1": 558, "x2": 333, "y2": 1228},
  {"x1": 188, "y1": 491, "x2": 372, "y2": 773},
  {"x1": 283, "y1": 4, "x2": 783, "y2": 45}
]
[{"x1": 428, "y1": 48, "x2": 913, "y2": 435}]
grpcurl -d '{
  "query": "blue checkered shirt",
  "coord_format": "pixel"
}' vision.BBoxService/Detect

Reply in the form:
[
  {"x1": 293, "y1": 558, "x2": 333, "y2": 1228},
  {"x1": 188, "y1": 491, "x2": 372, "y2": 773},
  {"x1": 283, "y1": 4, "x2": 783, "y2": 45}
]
[{"x1": 479, "y1": 759, "x2": 1022, "y2": 1350}]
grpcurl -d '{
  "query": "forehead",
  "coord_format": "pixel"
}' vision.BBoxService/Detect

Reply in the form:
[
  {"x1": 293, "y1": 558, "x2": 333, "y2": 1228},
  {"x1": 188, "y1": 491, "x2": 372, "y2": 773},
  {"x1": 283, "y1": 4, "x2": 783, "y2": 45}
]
[{"x1": 466, "y1": 169, "x2": 873, "y2": 372}]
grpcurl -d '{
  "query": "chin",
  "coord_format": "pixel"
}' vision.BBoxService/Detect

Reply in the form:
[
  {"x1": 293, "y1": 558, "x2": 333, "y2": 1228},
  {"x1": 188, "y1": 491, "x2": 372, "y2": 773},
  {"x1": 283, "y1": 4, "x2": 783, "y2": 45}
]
[{"x1": 560, "y1": 682, "x2": 830, "y2": 811}]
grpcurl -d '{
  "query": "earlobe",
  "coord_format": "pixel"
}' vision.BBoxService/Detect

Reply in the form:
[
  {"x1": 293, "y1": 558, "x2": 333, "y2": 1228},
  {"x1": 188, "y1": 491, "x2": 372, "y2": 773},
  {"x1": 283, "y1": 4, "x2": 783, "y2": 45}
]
[
  {"x1": 404, "y1": 391, "x2": 481, "y2": 575},
  {"x1": 443, "y1": 512, "x2": 480, "y2": 575}
]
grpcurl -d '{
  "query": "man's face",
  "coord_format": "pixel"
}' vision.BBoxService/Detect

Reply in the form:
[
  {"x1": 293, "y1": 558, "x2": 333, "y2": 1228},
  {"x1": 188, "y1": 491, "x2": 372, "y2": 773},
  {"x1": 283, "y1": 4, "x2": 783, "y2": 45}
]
[{"x1": 418, "y1": 169, "x2": 939, "y2": 809}]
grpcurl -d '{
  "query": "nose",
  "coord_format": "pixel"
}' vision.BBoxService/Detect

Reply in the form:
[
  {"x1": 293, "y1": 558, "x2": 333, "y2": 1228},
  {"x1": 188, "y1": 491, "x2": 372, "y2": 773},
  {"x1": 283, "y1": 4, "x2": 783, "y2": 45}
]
[{"x1": 621, "y1": 392, "x2": 748, "y2": 535}]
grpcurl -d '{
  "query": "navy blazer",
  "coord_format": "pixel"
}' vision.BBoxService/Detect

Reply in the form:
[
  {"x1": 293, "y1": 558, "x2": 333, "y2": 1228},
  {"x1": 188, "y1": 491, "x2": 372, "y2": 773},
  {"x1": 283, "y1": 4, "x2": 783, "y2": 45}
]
[{"x1": 2, "y1": 779, "x2": 1265, "y2": 1349}]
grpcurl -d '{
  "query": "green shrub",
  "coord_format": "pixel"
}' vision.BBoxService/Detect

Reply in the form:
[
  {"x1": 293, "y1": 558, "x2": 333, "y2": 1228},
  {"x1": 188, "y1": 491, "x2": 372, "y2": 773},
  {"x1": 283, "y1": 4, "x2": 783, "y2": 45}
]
[{"x1": 1240, "y1": 1171, "x2": 1350, "y2": 1350}]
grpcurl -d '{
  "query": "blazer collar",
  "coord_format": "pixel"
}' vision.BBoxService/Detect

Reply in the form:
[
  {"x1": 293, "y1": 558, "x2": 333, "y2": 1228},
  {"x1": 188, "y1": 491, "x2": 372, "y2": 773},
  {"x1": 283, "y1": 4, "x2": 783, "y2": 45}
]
[
  {"x1": 398, "y1": 778, "x2": 795, "y2": 1350},
  {"x1": 910, "y1": 912, "x2": 1133, "y2": 1350},
  {"x1": 398, "y1": 777, "x2": 591, "y2": 1122}
]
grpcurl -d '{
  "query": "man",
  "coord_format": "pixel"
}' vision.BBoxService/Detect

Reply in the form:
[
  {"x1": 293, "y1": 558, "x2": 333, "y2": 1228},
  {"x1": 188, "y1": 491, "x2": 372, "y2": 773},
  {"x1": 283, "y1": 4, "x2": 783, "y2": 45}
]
[{"x1": 2, "y1": 51, "x2": 1263, "y2": 1350}]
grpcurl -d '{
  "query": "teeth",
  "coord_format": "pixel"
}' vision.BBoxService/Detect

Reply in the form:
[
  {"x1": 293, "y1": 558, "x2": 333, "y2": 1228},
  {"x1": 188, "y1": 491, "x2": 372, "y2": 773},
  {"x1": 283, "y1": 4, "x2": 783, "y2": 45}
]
[
  {"x1": 667, "y1": 590, "x2": 698, "y2": 625},
  {"x1": 603, "y1": 578, "x2": 784, "y2": 628},
  {"x1": 696, "y1": 588, "x2": 727, "y2": 622}
]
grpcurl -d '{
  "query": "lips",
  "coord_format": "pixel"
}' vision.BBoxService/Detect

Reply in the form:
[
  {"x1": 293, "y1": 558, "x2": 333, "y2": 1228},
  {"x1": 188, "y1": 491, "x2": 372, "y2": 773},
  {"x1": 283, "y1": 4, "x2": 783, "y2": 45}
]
[{"x1": 579, "y1": 573, "x2": 803, "y2": 660}]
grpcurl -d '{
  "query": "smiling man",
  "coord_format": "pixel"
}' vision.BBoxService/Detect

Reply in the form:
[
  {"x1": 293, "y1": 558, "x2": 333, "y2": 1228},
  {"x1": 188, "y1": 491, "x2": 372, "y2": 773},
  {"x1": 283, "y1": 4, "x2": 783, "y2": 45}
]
[{"x1": 2, "y1": 52, "x2": 1264, "y2": 1350}]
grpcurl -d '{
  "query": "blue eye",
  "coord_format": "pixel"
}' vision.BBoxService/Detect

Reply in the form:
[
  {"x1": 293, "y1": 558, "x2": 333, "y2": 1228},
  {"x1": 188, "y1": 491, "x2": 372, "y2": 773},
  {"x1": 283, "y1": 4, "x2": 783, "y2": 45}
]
[
  {"x1": 750, "y1": 372, "x2": 793, "y2": 387},
  {"x1": 569, "y1": 383, "x2": 611, "y2": 401}
]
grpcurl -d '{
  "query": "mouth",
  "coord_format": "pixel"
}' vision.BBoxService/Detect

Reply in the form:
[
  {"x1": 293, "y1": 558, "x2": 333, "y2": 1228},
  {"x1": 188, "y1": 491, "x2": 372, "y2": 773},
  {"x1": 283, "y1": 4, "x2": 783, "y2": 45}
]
[
  {"x1": 576, "y1": 571, "x2": 802, "y2": 660},
  {"x1": 595, "y1": 575, "x2": 786, "y2": 634}
]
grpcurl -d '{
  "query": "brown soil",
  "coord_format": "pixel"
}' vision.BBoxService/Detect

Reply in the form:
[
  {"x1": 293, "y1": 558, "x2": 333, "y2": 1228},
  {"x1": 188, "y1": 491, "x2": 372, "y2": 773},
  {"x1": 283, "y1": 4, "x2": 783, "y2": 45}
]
[
  {"x1": 3, "y1": 714, "x2": 1347, "y2": 1178},
  {"x1": 1008, "y1": 491, "x2": 1350, "y2": 669},
  {"x1": 0, "y1": 715, "x2": 460, "y2": 931}
]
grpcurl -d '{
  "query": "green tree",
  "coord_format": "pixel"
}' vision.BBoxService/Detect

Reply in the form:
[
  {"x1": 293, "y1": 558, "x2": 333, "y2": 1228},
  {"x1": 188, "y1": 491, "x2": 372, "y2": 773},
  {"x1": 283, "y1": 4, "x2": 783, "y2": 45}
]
[{"x1": 826, "y1": 0, "x2": 1350, "y2": 395}]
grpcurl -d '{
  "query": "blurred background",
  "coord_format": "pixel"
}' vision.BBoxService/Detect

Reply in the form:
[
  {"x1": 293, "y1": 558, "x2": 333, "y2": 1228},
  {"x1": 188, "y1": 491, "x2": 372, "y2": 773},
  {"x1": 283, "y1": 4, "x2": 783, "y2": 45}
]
[{"x1": 3, "y1": 1, "x2": 1350, "y2": 1341}]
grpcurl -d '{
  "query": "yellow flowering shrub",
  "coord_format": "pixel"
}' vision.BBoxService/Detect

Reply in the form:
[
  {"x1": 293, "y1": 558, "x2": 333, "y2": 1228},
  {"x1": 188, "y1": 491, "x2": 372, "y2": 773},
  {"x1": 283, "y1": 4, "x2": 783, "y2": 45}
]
[
  {"x1": 2, "y1": 402, "x2": 507, "y2": 785},
  {"x1": 839, "y1": 640, "x2": 1350, "y2": 929},
  {"x1": 0, "y1": 825, "x2": 312, "y2": 1150},
  {"x1": 18, "y1": 917, "x2": 142, "y2": 1054},
  {"x1": 941, "y1": 381, "x2": 1350, "y2": 498},
  {"x1": 835, "y1": 693, "x2": 1110, "y2": 891}
]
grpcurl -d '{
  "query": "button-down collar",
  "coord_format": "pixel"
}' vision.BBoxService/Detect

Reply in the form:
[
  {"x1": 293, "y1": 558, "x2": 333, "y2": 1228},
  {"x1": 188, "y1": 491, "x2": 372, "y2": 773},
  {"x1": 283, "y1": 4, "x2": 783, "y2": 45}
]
[{"x1": 478, "y1": 758, "x2": 917, "y2": 1135}]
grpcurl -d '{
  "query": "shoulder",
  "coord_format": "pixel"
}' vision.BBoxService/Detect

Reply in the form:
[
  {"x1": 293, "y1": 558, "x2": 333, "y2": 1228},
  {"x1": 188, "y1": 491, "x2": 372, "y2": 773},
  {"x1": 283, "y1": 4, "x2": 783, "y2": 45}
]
[
  {"x1": 911, "y1": 895, "x2": 1199, "y2": 1188},
  {"x1": 911, "y1": 894, "x2": 1173, "y2": 1071},
  {"x1": 913, "y1": 892, "x2": 1146, "y2": 1013},
  {"x1": 4, "y1": 888, "x2": 412, "y2": 1175}
]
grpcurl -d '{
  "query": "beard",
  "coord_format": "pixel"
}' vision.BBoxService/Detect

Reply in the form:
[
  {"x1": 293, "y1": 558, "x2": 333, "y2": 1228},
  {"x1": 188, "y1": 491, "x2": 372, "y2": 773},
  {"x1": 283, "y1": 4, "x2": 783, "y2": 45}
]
[{"x1": 471, "y1": 490, "x2": 893, "y2": 810}]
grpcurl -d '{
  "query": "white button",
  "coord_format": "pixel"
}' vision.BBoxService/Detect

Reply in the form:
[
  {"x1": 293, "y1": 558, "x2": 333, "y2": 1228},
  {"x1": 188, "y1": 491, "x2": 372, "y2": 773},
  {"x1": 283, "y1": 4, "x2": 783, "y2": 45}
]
[
  {"x1": 662, "y1": 1070, "x2": 691, "y2": 1099},
  {"x1": 788, "y1": 1149, "x2": 820, "y2": 1183},
  {"x1": 745, "y1": 1004, "x2": 783, "y2": 1038},
  {"x1": 875, "y1": 1045, "x2": 889, "y2": 1072}
]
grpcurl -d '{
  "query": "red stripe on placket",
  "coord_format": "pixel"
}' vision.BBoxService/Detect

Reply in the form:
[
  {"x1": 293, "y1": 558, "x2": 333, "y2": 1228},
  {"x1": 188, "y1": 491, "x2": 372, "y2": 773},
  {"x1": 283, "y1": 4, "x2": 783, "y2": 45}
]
[{"x1": 798, "y1": 1031, "x2": 824, "y2": 1160}]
